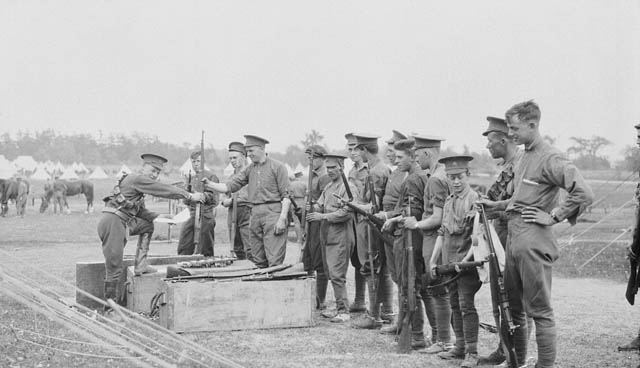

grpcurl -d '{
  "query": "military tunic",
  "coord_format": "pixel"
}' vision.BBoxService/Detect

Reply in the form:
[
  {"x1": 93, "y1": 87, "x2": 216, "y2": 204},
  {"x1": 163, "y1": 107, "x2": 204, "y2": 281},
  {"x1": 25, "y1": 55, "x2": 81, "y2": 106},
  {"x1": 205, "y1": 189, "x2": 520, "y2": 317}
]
[
  {"x1": 227, "y1": 157, "x2": 291, "y2": 267},
  {"x1": 98, "y1": 173, "x2": 191, "y2": 282},
  {"x1": 177, "y1": 170, "x2": 219, "y2": 257},
  {"x1": 504, "y1": 136, "x2": 593, "y2": 367}
]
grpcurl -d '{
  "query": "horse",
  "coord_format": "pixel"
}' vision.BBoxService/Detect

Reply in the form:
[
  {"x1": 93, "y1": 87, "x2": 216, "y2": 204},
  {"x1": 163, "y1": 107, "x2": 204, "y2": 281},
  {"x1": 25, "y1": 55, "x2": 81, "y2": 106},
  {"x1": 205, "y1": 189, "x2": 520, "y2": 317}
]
[
  {"x1": 1, "y1": 178, "x2": 30, "y2": 217},
  {"x1": 40, "y1": 179, "x2": 94, "y2": 214}
]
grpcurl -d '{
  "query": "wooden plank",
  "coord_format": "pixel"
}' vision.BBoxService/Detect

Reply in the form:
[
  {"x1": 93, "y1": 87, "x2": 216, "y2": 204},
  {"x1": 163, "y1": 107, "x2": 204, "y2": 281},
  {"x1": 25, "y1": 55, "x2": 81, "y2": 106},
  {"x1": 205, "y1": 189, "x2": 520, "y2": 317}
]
[
  {"x1": 125, "y1": 266, "x2": 168, "y2": 313},
  {"x1": 160, "y1": 278, "x2": 315, "y2": 332},
  {"x1": 75, "y1": 254, "x2": 205, "y2": 310}
]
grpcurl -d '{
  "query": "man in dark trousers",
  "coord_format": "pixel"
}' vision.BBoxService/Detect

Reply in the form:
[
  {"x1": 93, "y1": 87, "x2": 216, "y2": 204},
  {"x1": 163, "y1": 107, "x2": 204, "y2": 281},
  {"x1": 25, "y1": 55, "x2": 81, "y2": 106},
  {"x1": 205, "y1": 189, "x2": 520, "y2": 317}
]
[
  {"x1": 478, "y1": 101, "x2": 593, "y2": 368},
  {"x1": 222, "y1": 141, "x2": 252, "y2": 261},
  {"x1": 177, "y1": 150, "x2": 219, "y2": 257},
  {"x1": 98, "y1": 153, "x2": 205, "y2": 315}
]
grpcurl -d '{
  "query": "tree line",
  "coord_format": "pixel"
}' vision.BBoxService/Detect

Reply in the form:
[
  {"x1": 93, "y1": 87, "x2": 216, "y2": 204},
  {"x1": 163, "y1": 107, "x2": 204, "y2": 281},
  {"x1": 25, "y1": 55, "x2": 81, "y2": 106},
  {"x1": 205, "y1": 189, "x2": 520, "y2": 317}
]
[{"x1": 0, "y1": 129, "x2": 637, "y2": 173}]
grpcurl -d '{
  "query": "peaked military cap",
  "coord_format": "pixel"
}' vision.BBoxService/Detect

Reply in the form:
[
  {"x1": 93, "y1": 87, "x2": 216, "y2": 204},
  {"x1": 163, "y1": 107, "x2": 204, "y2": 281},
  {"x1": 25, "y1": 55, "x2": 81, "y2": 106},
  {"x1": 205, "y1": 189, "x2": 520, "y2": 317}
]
[
  {"x1": 244, "y1": 135, "x2": 269, "y2": 148},
  {"x1": 190, "y1": 150, "x2": 203, "y2": 159},
  {"x1": 412, "y1": 134, "x2": 444, "y2": 149},
  {"x1": 324, "y1": 154, "x2": 347, "y2": 167},
  {"x1": 305, "y1": 144, "x2": 327, "y2": 158},
  {"x1": 352, "y1": 133, "x2": 381, "y2": 147},
  {"x1": 385, "y1": 130, "x2": 408, "y2": 145},
  {"x1": 228, "y1": 141, "x2": 246, "y2": 155},
  {"x1": 344, "y1": 132, "x2": 358, "y2": 147},
  {"x1": 483, "y1": 116, "x2": 509, "y2": 136},
  {"x1": 438, "y1": 155, "x2": 473, "y2": 174},
  {"x1": 140, "y1": 153, "x2": 168, "y2": 170},
  {"x1": 393, "y1": 138, "x2": 415, "y2": 151},
  {"x1": 635, "y1": 123, "x2": 640, "y2": 129}
]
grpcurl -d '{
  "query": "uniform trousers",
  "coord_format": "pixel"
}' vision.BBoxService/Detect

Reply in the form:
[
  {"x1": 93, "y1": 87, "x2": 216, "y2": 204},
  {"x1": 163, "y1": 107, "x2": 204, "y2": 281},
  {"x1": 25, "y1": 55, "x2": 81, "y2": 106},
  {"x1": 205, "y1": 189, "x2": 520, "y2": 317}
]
[
  {"x1": 320, "y1": 220, "x2": 354, "y2": 312},
  {"x1": 422, "y1": 232, "x2": 451, "y2": 343},
  {"x1": 229, "y1": 205, "x2": 252, "y2": 260},
  {"x1": 250, "y1": 202, "x2": 287, "y2": 268},
  {"x1": 505, "y1": 213, "x2": 558, "y2": 368},
  {"x1": 177, "y1": 208, "x2": 216, "y2": 257},
  {"x1": 356, "y1": 221, "x2": 394, "y2": 316},
  {"x1": 449, "y1": 269, "x2": 482, "y2": 354}
]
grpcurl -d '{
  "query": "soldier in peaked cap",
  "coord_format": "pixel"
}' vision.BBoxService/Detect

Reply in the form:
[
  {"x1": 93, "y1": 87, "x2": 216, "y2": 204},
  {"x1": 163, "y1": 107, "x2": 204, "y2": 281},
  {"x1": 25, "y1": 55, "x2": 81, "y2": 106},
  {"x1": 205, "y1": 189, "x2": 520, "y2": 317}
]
[
  {"x1": 403, "y1": 134, "x2": 455, "y2": 352},
  {"x1": 222, "y1": 141, "x2": 252, "y2": 261},
  {"x1": 618, "y1": 123, "x2": 640, "y2": 352},
  {"x1": 98, "y1": 153, "x2": 206, "y2": 317},
  {"x1": 477, "y1": 100, "x2": 593, "y2": 367},
  {"x1": 350, "y1": 133, "x2": 395, "y2": 330},
  {"x1": 427, "y1": 155, "x2": 482, "y2": 366},
  {"x1": 345, "y1": 132, "x2": 369, "y2": 313},
  {"x1": 177, "y1": 150, "x2": 220, "y2": 257},
  {"x1": 306, "y1": 154, "x2": 357, "y2": 322},
  {"x1": 301, "y1": 144, "x2": 333, "y2": 309},
  {"x1": 203, "y1": 135, "x2": 292, "y2": 268}
]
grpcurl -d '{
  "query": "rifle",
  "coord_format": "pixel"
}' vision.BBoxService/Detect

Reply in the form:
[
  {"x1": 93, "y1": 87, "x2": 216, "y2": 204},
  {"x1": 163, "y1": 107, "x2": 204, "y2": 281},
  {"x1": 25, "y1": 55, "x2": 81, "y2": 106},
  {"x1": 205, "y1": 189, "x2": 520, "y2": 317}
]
[
  {"x1": 299, "y1": 154, "x2": 315, "y2": 261},
  {"x1": 626, "y1": 200, "x2": 640, "y2": 305},
  {"x1": 194, "y1": 131, "x2": 204, "y2": 254},
  {"x1": 397, "y1": 198, "x2": 416, "y2": 354},
  {"x1": 478, "y1": 204, "x2": 518, "y2": 368},
  {"x1": 229, "y1": 192, "x2": 238, "y2": 257},
  {"x1": 434, "y1": 260, "x2": 486, "y2": 277}
]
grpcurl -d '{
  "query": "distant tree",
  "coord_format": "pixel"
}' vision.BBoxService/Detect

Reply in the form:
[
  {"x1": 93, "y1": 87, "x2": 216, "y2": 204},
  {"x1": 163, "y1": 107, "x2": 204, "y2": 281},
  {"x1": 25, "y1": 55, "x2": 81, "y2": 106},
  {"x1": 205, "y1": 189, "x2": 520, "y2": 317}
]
[
  {"x1": 568, "y1": 135, "x2": 612, "y2": 170},
  {"x1": 616, "y1": 145, "x2": 640, "y2": 172},
  {"x1": 300, "y1": 130, "x2": 324, "y2": 148}
]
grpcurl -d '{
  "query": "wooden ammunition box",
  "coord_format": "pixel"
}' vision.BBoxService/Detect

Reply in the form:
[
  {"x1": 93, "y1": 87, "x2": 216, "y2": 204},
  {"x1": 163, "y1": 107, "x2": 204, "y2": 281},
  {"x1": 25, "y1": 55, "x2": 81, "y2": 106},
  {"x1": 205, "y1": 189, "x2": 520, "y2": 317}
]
[
  {"x1": 158, "y1": 278, "x2": 315, "y2": 332},
  {"x1": 125, "y1": 266, "x2": 168, "y2": 313}
]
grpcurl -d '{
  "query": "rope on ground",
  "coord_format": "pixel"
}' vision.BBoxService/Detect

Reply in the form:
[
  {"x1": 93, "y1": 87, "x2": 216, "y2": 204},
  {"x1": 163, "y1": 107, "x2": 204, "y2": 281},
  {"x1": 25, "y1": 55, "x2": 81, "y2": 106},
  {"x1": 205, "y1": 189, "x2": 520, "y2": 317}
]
[
  {"x1": 576, "y1": 227, "x2": 632, "y2": 270},
  {"x1": 0, "y1": 321, "x2": 123, "y2": 348},
  {"x1": 558, "y1": 199, "x2": 634, "y2": 250},
  {"x1": 14, "y1": 336, "x2": 138, "y2": 360}
]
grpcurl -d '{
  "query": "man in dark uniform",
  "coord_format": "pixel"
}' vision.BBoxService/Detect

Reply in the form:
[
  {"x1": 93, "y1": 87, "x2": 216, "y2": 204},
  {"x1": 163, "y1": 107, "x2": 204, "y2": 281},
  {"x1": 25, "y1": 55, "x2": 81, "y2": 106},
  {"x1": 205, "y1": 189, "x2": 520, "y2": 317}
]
[
  {"x1": 351, "y1": 133, "x2": 395, "y2": 330},
  {"x1": 98, "y1": 154, "x2": 205, "y2": 313},
  {"x1": 479, "y1": 101, "x2": 593, "y2": 368},
  {"x1": 289, "y1": 171, "x2": 306, "y2": 209},
  {"x1": 302, "y1": 145, "x2": 332, "y2": 309},
  {"x1": 618, "y1": 123, "x2": 640, "y2": 352},
  {"x1": 177, "y1": 150, "x2": 220, "y2": 257},
  {"x1": 203, "y1": 135, "x2": 291, "y2": 268},
  {"x1": 346, "y1": 133, "x2": 368, "y2": 313},
  {"x1": 222, "y1": 142, "x2": 252, "y2": 261},
  {"x1": 382, "y1": 138, "x2": 428, "y2": 348},
  {"x1": 403, "y1": 135, "x2": 453, "y2": 353},
  {"x1": 477, "y1": 116, "x2": 522, "y2": 365},
  {"x1": 307, "y1": 154, "x2": 357, "y2": 322}
]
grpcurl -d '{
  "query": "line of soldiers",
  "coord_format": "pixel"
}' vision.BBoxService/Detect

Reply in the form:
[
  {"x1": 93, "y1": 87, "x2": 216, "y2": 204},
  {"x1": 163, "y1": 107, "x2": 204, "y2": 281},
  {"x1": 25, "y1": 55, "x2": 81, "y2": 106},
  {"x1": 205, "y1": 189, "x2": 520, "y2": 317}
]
[{"x1": 97, "y1": 99, "x2": 593, "y2": 368}]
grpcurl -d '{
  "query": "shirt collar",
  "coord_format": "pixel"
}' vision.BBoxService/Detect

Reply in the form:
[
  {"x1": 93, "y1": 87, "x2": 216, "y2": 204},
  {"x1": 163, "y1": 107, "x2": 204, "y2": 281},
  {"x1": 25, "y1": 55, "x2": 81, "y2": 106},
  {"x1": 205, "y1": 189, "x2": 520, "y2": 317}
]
[
  {"x1": 525, "y1": 136, "x2": 543, "y2": 152},
  {"x1": 453, "y1": 185, "x2": 470, "y2": 199}
]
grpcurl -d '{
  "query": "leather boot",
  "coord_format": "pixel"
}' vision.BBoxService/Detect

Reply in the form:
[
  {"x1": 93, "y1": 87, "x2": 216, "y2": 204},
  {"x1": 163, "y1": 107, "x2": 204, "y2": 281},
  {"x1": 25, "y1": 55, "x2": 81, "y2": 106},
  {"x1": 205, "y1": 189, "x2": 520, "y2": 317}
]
[
  {"x1": 316, "y1": 271, "x2": 328, "y2": 310},
  {"x1": 350, "y1": 270, "x2": 367, "y2": 312},
  {"x1": 103, "y1": 280, "x2": 119, "y2": 311},
  {"x1": 134, "y1": 233, "x2": 157, "y2": 276}
]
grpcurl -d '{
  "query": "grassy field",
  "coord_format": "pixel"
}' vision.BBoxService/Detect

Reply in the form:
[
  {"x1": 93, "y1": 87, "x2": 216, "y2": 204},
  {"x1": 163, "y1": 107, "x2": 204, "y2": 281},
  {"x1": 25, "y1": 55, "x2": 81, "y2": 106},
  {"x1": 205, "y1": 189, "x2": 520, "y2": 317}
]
[{"x1": 1, "y1": 177, "x2": 640, "y2": 367}]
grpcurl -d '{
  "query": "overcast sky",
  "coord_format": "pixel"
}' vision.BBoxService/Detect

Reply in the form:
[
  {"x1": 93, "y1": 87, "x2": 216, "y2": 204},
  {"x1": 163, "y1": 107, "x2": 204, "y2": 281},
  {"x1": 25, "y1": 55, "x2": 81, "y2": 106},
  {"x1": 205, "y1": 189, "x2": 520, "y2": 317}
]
[{"x1": 1, "y1": 1, "x2": 638, "y2": 160}]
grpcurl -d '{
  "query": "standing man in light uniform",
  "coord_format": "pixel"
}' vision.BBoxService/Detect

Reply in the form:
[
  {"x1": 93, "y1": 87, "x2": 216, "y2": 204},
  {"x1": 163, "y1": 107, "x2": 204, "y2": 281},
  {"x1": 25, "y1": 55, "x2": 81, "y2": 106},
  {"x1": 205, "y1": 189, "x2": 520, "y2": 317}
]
[{"x1": 203, "y1": 135, "x2": 291, "y2": 268}]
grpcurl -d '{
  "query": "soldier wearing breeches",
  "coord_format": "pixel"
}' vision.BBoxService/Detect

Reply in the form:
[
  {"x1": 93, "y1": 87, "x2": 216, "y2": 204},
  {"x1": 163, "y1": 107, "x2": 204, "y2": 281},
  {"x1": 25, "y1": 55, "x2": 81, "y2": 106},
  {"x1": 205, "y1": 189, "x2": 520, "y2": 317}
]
[
  {"x1": 177, "y1": 150, "x2": 219, "y2": 257},
  {"x1": 479, "y1": 101, "x2": 593, "y2": 368},
  {"x1": 307, "y1": 154, "x2": 357, "y2": 323},
  {"x1": 98, "y1": 153, "x2": 205, "y2": 314}
]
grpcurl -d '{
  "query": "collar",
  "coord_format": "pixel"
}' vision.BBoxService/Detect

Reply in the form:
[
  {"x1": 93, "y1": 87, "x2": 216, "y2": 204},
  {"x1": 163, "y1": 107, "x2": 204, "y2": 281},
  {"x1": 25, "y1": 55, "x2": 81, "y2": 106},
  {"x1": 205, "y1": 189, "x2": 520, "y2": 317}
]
[
  {"x1": 524, "y1": 135, "x2": 543, "y2": 152},
  {"x1": 452, "y1": 185, "x2": 470, "y2": 199},
  {"x1": 499, "y1": 148, "x2": 521, "y2": 168}
]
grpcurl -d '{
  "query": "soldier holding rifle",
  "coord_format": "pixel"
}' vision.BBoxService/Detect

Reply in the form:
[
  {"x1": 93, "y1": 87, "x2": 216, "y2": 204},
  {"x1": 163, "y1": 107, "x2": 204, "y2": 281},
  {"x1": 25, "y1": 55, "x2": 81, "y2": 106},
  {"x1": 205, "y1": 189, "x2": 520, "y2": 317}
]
[
  {"x1": 301, "y1": 145, "x2": 332, "y2": 309},
  {"x1": 478, "y1": 100, "x2": 593, "y2": 368},
  {"x1": 222, "y1": 141, "x2": 252, "y2": 261},
  {"x1": 381, "y1": 138, "x2": 428, "y2": 349},
  {"x1": 203, "y1": 135, "x2": 291, "y2": 268},
  {"x1": 350, "y1": 133, "x2": 395, "y2": 330},
  {"x1": 306, "y1": 154, "x2": 356, "y2": 323},
  {"x1": 177, "y1": 149, "x2": 219, "y2": 257}
]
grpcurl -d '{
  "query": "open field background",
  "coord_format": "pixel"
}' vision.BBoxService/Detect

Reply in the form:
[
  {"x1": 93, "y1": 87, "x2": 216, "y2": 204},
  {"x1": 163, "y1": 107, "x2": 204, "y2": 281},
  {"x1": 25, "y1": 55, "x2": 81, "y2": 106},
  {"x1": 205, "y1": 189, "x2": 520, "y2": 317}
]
[{"x1": 1, "y1": 176, "x2": 640, "y2": 367}]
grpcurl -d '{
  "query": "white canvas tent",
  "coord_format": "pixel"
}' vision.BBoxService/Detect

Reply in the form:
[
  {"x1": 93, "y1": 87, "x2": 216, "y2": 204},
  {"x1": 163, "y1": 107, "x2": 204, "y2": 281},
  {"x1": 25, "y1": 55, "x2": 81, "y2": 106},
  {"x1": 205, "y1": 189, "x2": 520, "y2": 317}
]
[
  {"x1": 30, "y1": 164, "x2": 51, "y2": 180},
  {"x1": 223, "y1": 163, "x2": 234, "y2": 178},
  {"x1": 60, "y1": 166, "x2": 79, "y2": 180},
  {"x1": 118, "y1": 164, "x2": 132, "y2": 176},
  {"x1": 294, "y1": 163, "x2": 305, "y2": 174},
  {"x1": 88, "y1": 166, "x2": 109, "y2": 179},
  {"x1": 0, "y1": 156, "x2": 16, "y2": 179},
  {"x1": 285, "y1": 164, "x2": 295, "y2": 177},
  {"x1": 13, "y1": 155, "x2": 38, "y2": 172},
  {"x1": 77, "y1": 162, "x2": 89, "y2": 173}
]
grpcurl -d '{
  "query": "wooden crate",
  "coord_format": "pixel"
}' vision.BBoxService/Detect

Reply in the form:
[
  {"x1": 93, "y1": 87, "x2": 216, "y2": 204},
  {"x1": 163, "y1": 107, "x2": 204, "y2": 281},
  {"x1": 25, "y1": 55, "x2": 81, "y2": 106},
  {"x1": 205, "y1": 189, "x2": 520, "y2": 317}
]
[
  {"x1": 125, "y1": 266, "x2": 168, "y2": 313},
  {"x1": 158, "y1": 278, "x2": 315, "y2": 332}
]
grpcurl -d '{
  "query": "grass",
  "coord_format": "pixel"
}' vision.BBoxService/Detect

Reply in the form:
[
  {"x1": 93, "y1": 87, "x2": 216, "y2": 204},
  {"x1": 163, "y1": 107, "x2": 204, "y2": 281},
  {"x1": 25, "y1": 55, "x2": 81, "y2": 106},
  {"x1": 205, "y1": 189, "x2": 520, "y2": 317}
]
[{"x1": 1, "y1": 178, "x2": 640, "y2": 367}]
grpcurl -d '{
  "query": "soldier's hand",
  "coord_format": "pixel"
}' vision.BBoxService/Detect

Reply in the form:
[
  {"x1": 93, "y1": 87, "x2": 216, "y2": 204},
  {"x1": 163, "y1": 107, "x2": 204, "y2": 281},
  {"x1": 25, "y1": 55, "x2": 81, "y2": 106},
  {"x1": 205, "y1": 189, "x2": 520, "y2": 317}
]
[
  {"x1": 381, "y1": 218, "x2": 394, "y2": 232},
  {"x1": 475, "y1": 198, "x2": 498, "y2": 209},
  {"x1": 222, "y1": 198, "x2": 232, "y2": 207},
  {"x1": 190, "y1": 192, "x2": 206, "y2": 203},
  {"x1": 430, "y1": 263, "x2": 438, "y2": 278},
  {"x1": 374, "y1": 212, "x2": 386, "y2": 221},
  {"x1": 306, "y1": 212, "x2": 324, "y2": 222},
  {"x1": 521, "y1": 206, "x2": 555, "y2": 226},
  {"x1": 402, "y1": 216, "x2": 419, "y2": 230},
  {"x1": 274, "y1": 217, "x2": 287, "y2": 235}
]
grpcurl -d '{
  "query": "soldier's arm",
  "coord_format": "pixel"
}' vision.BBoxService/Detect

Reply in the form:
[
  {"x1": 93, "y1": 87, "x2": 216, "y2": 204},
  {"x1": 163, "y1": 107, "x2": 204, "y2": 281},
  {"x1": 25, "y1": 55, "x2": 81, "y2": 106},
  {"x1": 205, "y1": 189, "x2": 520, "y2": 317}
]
[
  {"x1": 204, "y1": 173, "x2": 220, "y2": 205},
  {"x1": 133, "y1": 175, "x2": 192, "y2": 201},
  {"x1": 544, "y1": 154, "x2": 594, "y2": 224}
]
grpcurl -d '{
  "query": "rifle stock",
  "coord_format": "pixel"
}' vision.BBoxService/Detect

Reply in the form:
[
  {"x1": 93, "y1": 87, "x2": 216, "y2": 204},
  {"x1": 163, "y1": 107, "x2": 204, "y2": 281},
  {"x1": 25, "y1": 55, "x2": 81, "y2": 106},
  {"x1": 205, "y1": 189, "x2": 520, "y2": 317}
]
[
  {"x1": 479, "y1": 204, "x2": 518, "y2": 368},
  {"x1": 398, "y1": 198, "x2": 416, "y2": 353},
  {"x1": 434, "y1": 260, "x2": 485, "y2": 277},
  {"x1": 299, "y1": 156, "x2": 315, "y2": 261}
]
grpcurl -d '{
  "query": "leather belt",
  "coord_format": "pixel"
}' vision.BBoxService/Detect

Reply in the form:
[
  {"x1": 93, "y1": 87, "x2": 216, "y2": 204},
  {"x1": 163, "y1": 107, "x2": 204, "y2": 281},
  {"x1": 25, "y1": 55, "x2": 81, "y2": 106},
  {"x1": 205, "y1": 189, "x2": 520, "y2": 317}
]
[{"x1": 102, "y1": 207, "x2": 133, "y2": 223}]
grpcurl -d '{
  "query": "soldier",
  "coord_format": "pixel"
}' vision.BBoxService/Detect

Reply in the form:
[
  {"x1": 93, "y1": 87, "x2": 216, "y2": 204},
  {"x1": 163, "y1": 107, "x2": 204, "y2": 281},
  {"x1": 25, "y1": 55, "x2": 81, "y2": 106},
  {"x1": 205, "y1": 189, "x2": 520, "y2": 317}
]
[
  {"x1": 222, "y1": 142, "x2": 252, "y2": 261},
  {"x1": 301, "y1": 145, "x2": 332, "y2": 309},
  {"x1": 306, "y1": 154, "x2": 357, "y2": 322},
  {"x1": 477, "y1": 116, "x2": 523, "y2": 365},
  {"x1": 177, "y1": 150, "x2": 220, "y2": 257},
  {"x1": 203, "y1": 135, "x2": 291, "y2": 268},
  {"x1": 98, "y1": 154, "x2": 205, "y2": 315},
  {"x1": 289, "y1": 171, "x2": 306, "y2": 209},
  {"x1": 428, "y1": 156, "x2": 481, "y2": 368},
  {"x1": 345, "y1": 133, "x2": 368, "y2": 313},
  {"x1": 350, "y1": 133, "x2": 395, "y2": 330},
  {"x1": 618, "y1": 123, "x2": 640, "y2": 352},
  {"x1": 478, "y1": 100, "x2": 593, "y2": 368},
  {"x1": 381, "y1": 138, "x2": 428, "y2": 349},
  {"x1": 403, "y1": 135, "x2": 453, "y2": 353}
]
